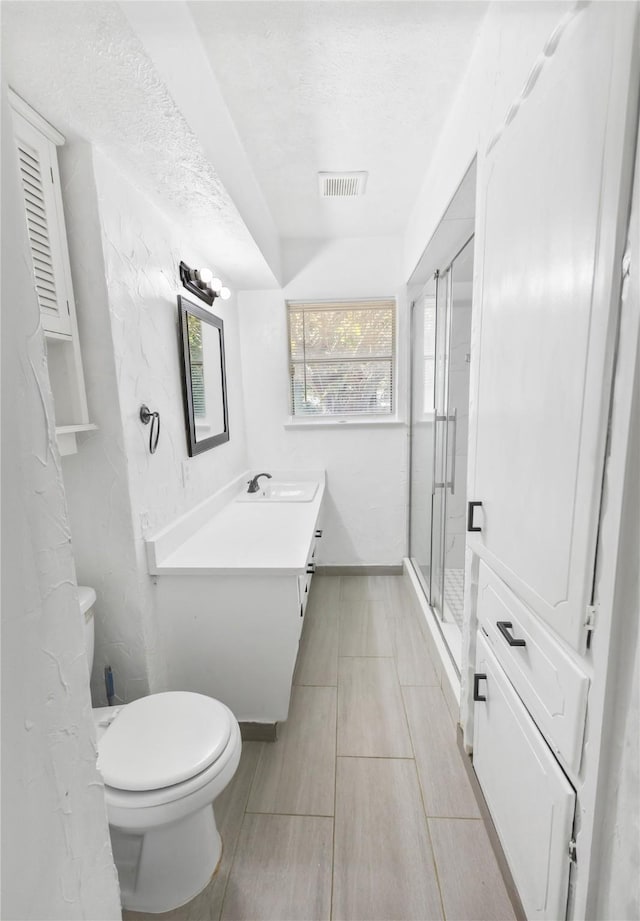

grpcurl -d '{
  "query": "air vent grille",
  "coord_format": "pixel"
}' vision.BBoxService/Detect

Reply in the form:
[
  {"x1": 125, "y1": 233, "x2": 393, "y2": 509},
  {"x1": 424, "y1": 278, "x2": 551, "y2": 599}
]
[{"x1": 318, "y1": 171, "x2": 368, "y2": 198}]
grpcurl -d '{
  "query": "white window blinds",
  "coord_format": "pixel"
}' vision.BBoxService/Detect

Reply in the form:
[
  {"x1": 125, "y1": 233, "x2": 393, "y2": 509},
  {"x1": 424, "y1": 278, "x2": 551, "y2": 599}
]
[{"x1": 288, "y1": 299, "x2": 396, "y2": 417}]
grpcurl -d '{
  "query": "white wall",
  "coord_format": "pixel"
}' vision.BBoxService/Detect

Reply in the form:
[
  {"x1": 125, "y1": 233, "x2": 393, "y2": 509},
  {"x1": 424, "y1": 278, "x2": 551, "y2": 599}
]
[
  {"x1": 595, "y1": 360, "x2": 639, "y2": 921},
  {"x1": 239, "y1": 236, "x2": 408, "y2": 566},
  {"x1": 60, "y1": 144, "x2": 249, "y2": 704},
  {"x1": 1, "y1": 87, "x2": 121, "y2": 921}
]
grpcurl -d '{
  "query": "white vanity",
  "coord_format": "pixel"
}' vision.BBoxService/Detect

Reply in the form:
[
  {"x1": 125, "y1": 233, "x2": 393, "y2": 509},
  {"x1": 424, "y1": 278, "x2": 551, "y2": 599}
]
[{"x1": 146, "y1": 471, "x2": 324, "y2": 726}]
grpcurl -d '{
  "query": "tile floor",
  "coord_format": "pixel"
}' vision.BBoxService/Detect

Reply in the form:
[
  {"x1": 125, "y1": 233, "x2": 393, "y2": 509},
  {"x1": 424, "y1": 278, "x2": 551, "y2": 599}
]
[{"x1": 124, "y1": 575, "x2": 516, "y2": 921}]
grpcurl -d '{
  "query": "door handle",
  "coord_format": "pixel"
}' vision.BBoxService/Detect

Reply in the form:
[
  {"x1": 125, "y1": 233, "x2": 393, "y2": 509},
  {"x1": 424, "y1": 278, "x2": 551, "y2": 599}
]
[
  {"x1": 467, "y1": 500, "x2": 483, "y2": 532},
  {"x1": 447, "y1": 407, "x2": 458, "y2": 495},
  {"x1": 473, "y1": 673, "x2": 487, "y2": 702},
  {"x1": 496, "y1": 621, "x2": 526, "y2": 647}
]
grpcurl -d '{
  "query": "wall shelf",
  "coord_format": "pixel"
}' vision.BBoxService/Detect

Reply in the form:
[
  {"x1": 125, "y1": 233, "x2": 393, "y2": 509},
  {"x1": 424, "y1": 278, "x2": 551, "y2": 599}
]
[
  {"x1": 56, "y1": 424, "x2": 98, "y2": 457},
  {"x1": 10, "y1": 89, "x2": 94, "y2": 456}
]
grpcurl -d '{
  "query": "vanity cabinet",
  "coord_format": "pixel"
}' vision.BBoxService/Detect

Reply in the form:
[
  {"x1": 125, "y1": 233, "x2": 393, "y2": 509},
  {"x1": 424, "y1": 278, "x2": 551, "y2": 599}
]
[
  {"x1": 147, "y1": 473, "x2": 326, "y2": 725},
  {"x1": 155, "y1": 530, "x2": 321, "y2": 724},
  {"x1": 9, "y1": 90, "x2": 94, "y2": 455}
]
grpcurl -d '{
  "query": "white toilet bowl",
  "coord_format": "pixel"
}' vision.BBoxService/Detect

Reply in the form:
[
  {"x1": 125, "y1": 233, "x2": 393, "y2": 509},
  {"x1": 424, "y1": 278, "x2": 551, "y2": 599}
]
[{"x1": 80, "y1": 587, "x2": 242, "y2": 914}]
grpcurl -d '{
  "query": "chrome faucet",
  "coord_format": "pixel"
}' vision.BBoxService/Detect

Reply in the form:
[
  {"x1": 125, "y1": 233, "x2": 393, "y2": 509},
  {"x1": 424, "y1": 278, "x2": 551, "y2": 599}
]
[{"x1": 247, "y1": 472, "x2": 272, "y2": 493}]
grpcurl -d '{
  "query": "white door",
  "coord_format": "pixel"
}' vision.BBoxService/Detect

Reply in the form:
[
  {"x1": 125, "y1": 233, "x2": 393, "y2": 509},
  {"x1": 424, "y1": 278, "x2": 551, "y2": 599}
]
[
  {"x1": 468, "y1": 4, "x2": 638, "y2": 651},
  {"x1": 474, "y1": 633, "x2": 576, "y2": 920}
]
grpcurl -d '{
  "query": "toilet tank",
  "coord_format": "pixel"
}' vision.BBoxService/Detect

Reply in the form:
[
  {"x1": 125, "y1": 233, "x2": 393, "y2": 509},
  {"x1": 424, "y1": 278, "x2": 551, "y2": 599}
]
[{"x1": 78, "y1": 585, "x2": 96, "y2": 674}]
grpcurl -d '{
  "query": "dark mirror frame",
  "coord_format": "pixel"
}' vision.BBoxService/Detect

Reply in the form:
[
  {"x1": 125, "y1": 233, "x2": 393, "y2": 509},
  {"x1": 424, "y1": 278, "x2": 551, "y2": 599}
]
[{"x1": 178, "y1": 295, "x2": 230, "y2": 456}]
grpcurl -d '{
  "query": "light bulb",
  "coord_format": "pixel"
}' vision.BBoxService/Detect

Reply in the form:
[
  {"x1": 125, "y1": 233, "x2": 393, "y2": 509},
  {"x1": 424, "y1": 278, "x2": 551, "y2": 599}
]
[
  {"x1": 196, "y1": 267, "x2": 213, "y2": 284},
  {"x1": 210, "y1": 277, "x2": 223, "y2": 295},
  {"x1": 220, "y1": 287, "x2": 231, "y2": 300}
]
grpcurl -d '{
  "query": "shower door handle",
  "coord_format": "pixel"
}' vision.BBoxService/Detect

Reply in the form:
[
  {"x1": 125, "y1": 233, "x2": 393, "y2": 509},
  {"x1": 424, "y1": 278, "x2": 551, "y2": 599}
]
[
  {"x1": 446, "y1": 407, "x2": 457, "y2": 495},
  {"x1": 432, "y1": 413, "x2": 448, "y2": 493}
]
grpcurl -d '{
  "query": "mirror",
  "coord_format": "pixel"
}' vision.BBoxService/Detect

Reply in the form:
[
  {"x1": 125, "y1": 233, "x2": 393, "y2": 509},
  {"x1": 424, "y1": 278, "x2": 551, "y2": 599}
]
[{"x1": 178, "y1": 295, "x2": 229, "y2": 455}]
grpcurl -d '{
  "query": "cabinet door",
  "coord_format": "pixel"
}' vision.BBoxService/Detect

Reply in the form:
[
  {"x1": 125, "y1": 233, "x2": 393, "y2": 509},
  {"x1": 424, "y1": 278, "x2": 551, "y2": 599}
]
[
  {"x1": 474, "y1": 633, "x2": 575, "y2": 920},
  {"x1": 469, "y1": 5, "x2": 638, "y2": 650},
  {"x1": 11, "y1": 108, "x2": 72, "y2": 337}
]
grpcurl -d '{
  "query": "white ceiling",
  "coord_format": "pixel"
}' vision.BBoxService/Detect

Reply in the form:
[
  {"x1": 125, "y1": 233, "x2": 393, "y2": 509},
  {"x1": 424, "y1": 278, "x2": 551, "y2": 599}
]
[
  {"x1": 190, "y1": 1, "x2": 488, "y2": 239},
  {"x1": 1, "y1": 0, "x2": 488, "y2": 284}
]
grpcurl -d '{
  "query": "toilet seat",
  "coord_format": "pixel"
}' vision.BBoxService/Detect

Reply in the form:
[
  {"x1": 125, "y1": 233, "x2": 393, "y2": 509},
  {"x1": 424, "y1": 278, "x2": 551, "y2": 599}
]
[{"x1": 97, "y1": 691, "x2": 233, "y2": 792}]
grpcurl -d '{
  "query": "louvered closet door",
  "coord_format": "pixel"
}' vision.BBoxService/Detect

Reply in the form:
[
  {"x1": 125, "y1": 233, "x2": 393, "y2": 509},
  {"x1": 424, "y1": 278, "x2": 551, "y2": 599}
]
[
  {"x1": 468, "y1": 4, "x2": 639, "y2": 652},
  {"x1": 12, "y1": 112, "x2": 72, "y2": 337}
]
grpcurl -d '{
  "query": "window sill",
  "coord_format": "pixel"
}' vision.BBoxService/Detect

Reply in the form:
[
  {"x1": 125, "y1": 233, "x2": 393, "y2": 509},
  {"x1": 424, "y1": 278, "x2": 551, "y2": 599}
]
[{"x1": 284, "y1": 416, "x2": 407, "y2": 430}]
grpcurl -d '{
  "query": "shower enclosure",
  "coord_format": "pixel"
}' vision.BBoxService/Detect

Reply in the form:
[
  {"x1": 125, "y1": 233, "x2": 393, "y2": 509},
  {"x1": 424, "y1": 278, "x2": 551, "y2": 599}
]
[{"x1": 409, "y1": 236, "x2": 474, "y2": 670}]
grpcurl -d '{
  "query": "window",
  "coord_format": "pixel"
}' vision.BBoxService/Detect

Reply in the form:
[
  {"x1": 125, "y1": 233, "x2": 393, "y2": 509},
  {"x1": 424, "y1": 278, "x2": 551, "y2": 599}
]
[{"x1": 287, "y1": 299, "x2": 396, "y2": 417}]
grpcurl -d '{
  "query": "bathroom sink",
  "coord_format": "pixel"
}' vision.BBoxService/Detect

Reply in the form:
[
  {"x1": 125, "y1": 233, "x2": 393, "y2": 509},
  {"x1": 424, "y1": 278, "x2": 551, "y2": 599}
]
[{"x1": 236, "y1": 481, "x2": 318, "y2": 502}]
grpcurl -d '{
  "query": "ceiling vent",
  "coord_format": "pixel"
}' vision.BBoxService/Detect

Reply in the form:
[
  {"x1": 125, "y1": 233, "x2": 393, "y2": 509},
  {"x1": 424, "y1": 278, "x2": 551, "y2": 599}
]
[{"x1": 318, "y1": 171, "x2": 368, "y2": 198}]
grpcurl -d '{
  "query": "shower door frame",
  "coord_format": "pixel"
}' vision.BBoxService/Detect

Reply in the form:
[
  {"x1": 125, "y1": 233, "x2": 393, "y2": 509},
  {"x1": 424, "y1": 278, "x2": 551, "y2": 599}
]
[{"x1": 408, "y1": 234, "x2": 475, "y2": 672}]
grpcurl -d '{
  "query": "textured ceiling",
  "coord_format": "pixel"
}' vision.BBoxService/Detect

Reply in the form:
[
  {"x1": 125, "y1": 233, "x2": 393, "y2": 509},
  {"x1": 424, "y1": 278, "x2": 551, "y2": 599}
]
[
  {"x1": 1, "y1": 1, "x2": 277, "y2": 287},
  {"x1": 2, "y1": 1, "x2": 489, "y2": 278},
  {"x1": 189, "y1": 1, "x2": 488, "y2": 239}
]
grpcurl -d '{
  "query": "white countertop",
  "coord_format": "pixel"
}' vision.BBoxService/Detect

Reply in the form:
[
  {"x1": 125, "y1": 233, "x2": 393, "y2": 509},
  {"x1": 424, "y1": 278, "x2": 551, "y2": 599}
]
[{"x1": 147, "y1": 472, "x2": 325, "y2": 576}]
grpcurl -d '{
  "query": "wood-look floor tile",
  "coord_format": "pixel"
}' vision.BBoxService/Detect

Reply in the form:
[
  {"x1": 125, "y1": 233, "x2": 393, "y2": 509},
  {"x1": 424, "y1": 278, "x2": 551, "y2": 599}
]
[
  {"x1": 220, "y1": 814, "x2": 333, "y2": 921},
  {"x1": 384, "y1": 575, "x2": 416, "y2": 620},
  {"x1": 339, "y1": 600, "x2": 394, "y2": 656},
  {"x1": 337, "y1": 657, "x2": 412, "y2": 757},
  {"x1": 294, "y1": 598, "x2": 339, "y2": 686},
  {"x1": 403, "y1": 686, "x2": 480, "y2": 818},
  {"x1": 393, "y1": 604, "x2": 440, "y2": 686},
  {"x1": 122, "y1": 741, "x2": 264, "y2": 921},
  {"x1": 429, "y1": 818, "x2": 517, "y2": 921},
  {"x1": 306, "y1": 575, "x2": 341, "y2": 618},
  {"x1": 340, "y1": 574, "x2": 389, "y2": 605},
  {"x1": 247, "y1": 685, "x2": 336, "y2": 816},
  {"x1": 333, "y1": 757, "x2": 444, "y2": 921}
]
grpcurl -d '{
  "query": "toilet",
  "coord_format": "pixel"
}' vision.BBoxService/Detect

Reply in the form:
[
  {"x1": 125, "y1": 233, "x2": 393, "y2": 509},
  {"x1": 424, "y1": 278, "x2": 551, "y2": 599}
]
[{"x1": 79, "y1": 586, "x2": 242, "y2": 914}]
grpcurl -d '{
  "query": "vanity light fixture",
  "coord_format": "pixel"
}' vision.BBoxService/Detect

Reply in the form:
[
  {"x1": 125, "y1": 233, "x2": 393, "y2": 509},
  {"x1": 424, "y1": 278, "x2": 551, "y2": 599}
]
[{"x1": 179, "y1": 261, "x2": 231, "y2": 306}]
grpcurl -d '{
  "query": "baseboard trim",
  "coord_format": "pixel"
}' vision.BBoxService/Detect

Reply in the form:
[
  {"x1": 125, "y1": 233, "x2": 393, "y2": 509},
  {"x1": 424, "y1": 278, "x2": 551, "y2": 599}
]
[
  {"x1": 456, "y1": 726, "x2": 527, "y2": 921},
  {"x1": 316, "y1": 564, "x2": 403, "y2": 576},
  {"x1": 240, "y1": 721, "x2": 278, "y2": 742}
]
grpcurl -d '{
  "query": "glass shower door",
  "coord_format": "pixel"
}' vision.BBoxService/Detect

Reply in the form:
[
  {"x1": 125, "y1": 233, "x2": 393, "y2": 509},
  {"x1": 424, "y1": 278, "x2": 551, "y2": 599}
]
[
  {"x1": 430, "y1": 268, "x2": 451, "y2": 617},
  {"x1": 441, "y1": 238, "x2": 474, "y2": 632},
  {"x1": 408, "y1": 237, "x2": 473, "y2": 673},
  {"x1": 408, "y1": 276, "x2": 440, "y2": 600}
]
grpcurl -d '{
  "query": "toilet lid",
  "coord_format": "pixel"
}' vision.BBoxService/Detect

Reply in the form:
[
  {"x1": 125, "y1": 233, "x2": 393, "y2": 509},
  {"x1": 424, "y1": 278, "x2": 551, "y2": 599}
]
[{"x1": 97, "y1": 692, "x2": 233, "y2": 791}]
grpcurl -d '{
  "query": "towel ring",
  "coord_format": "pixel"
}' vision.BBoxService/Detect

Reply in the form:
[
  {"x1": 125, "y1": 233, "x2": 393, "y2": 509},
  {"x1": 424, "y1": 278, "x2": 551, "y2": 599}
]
[{"x1": 140, "y1": 405, "x2": 161, "y2": 455}]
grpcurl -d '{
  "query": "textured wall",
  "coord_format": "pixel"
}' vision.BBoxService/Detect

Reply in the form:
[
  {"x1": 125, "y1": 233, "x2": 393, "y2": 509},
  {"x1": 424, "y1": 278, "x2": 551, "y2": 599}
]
[
  {"x1": 60, "y1": 142, "x2": 154, "y2": 707},
  {"x1": 238, "y1": 236, "x2": 408, "y2": 566},
  {"x1": 1, "y1": 87, "x2": 121, "y2": 920},
  {"x1": 1, "y1": 0, "x2": 276, "y2": 288},
  {"x1": 61, "y1": 144, "x2": 248, "y2": 705}
]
